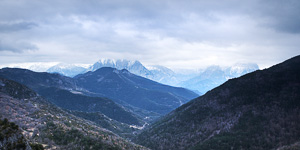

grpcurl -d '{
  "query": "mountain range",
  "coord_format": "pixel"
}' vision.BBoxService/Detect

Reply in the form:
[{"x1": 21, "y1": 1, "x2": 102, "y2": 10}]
[
  {"x1": 134, "y1": 55, "x2": 300, "y2": 150},
  {"x1": 0, "y1": 59, "x2": 259, "y2": 94},
  {"x1": 0, "y1": 77, "x2": 148, "y2": 150},
  {"x1": 0, "y1": 55, "x2": 299, "y2": 150},
  {"x1": 0, "y1": 67, "x2": 198, "y2": 123},
  {"x1": 0, "y1": 65, "x2": 198, "y2": 148}
]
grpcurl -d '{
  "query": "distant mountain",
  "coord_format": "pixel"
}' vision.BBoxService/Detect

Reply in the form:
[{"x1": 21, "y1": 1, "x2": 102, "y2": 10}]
[
  {"x1": 27, "y1": 62, "x2": 59, "y2": 72},
  {"x1": 179, "y1": 65, "x2": 227, "y2": 94},
  {"x1": 225, "y1": 63, "x2": 259, "y2": 79},
  {"x1": 146, "y1": 65, "x2": 177, "y2": 86},
  {"x1": 179, "y1": 63, "x2": 259, "y2": 94},
  {"x1": 135, "y1": 55, "x2": 300, "y2": 150},
  {"x1": 0, "y1": 62, "x2": 59, "y2": 72},
  {"x1": 0, "y1": 68, "x2": 142, "y2": 126},
  {"x1": 75, "y1": 67, "x2": 199, "y2": 115},
  {"x1": 88, "y1": 59, "x2": 153, "y2": 78},
  {"x1": 47, "y1": 63, "x2": 88, "y2": 77},
  {"x1": 89, "y1": 59, "x2": 184, "y2": 87},
  {"x1": 0, "y1": 77, "x2": 147, "y2": 150},
  {"x1": 0, "y1": 60, "x2": 259, "y2": 95}
]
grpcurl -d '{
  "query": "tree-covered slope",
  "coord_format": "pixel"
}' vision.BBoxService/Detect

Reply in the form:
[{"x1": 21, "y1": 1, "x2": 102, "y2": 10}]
[{"x1": 135, "y1": 55, "x2": 300, "y2": 150}]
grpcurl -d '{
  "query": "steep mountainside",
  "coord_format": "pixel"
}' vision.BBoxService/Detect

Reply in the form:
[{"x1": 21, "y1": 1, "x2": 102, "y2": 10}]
[
  {"x1": 135, "y1": 55, "x2": 300, "y2": 150},
  {"x1": 0, "y1": 77, "x2": 148, "y2": 150},
  {"x1": 75, "y1": 67, "x2": 198, "y2": 114}
]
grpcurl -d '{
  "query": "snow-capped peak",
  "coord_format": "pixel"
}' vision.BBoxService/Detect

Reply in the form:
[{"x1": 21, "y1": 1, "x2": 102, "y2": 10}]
[
  {"x1": 88, "y1": 58, "x2": 153, "y2": 79},
  {"x1": 90, "y1": 59, "x2": 141, "y2": 71},
  {"x1": 146, "y1": 65, "x2": 175, "y2": 76},
  {"x1": 97, "y1": 58, "x2": 117, "y2": 66}
]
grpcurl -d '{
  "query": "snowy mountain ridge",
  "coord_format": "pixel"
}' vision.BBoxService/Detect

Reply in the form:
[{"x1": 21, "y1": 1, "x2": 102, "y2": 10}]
[
  {"x1": 88, "y1": 59, "x2": 153, "y2": 79},
  {"x1": 0, "y1": 59, "x2": 259, "y2": 94}
]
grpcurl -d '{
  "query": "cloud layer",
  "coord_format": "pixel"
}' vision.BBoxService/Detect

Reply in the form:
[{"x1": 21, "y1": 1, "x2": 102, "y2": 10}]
[{"x1": 0, "y1": 0, "x2": 299, "y2": 69}]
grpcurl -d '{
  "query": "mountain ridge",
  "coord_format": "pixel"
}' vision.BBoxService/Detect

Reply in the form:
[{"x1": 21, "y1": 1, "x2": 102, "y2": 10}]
[{"x1": 74, "y1": 67, "x2": 199, "y2": 115}]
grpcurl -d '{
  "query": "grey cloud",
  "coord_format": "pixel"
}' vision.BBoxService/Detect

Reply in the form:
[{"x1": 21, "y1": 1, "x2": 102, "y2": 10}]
[
  {"x1": 1, "y1": 0, "x2": 299, "y2": 34},
  {"x1": 0, "y1": 40, "x2": 38, "y2": 52},
  {"x1": 0, "y1": 22, "x2": 37, "y2": 33},
  {"x1": 0, "y1": 0, "x2": 299, "y2": 68},
  {"x1": 251, "y1": 0, "x2": 300, "y2": 34}
]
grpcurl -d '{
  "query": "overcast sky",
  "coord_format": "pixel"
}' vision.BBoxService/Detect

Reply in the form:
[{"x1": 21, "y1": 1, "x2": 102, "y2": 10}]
[{"x1": 0, "y1": 0, "x2": 299, "y2": 69}]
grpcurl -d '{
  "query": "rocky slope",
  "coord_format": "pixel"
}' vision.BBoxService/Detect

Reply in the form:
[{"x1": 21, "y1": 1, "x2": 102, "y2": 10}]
[
  {"x1": 134, "y1": 55, "x2": 300, "y2": 150},
  {"x1": 0, "y1": 118, "x2": 33, "y2": 150},
  {"x1": 0, "y1": 77, "x2": 148, "y2": 150}
]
